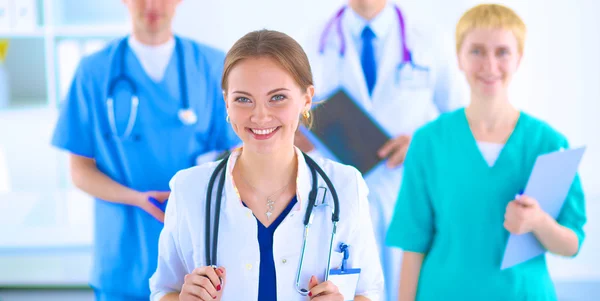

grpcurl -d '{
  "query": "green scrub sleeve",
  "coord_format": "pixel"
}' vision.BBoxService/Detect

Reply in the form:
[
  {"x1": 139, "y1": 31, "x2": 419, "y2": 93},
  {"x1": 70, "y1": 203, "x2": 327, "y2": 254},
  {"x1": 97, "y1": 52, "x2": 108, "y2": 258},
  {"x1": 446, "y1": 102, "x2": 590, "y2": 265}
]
[
  {"x1": 556, "y1": 172, "x2": 587, "y2": 256},
  {"x1": 386, "y1": 129, "x2": 435, "y2": 254},
  {"x1": 556, "y1": 139, "x2": 587, "y2": 256}
]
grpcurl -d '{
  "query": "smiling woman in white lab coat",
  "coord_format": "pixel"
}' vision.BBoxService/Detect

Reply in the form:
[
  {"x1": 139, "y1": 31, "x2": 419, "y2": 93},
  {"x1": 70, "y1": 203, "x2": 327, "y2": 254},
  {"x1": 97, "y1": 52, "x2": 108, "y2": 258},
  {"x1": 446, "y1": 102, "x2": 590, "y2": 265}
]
[{"x1": 149, "y1": 29, "x2": 384, "y2": 301}]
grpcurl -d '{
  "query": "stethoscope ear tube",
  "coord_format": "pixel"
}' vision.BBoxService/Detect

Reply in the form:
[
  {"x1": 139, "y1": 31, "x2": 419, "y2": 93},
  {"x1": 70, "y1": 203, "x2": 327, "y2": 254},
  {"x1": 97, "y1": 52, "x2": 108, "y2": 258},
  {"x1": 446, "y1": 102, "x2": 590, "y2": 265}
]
[
  {"x1": 318, "y1": 5, "x2": 412, "y2": 64},
  {"x1": 303, "y1": 153, "x2": 319, "y2": 225},
  {"x1": 212, "y1": 160, "x2": 227, "y2": 266},
  {"x1": 295, "y1": 153, "x2": 341, "y2": 289},
  {"x1": 302, "y1": 153, "x2": 340, "y2": 223},
  {"x1": 205, "y1": 156, "x2": 229, "y2": 266}
]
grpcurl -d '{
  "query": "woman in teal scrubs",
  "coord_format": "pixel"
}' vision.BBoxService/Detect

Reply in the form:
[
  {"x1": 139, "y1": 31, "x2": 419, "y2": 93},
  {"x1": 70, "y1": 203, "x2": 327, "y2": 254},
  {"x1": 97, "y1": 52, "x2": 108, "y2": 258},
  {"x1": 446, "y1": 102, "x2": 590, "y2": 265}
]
[{"x1": 385, "y1": 4, "x2": 586, "y2": 301}]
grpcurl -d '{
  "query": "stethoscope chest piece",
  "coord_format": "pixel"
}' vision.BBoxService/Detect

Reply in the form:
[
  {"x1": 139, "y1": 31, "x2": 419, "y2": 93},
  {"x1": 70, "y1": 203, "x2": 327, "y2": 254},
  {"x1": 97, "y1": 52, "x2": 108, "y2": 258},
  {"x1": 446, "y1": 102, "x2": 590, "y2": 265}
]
[{"x1": 178, "y1": 108, "x2": 198, "y2": 125}]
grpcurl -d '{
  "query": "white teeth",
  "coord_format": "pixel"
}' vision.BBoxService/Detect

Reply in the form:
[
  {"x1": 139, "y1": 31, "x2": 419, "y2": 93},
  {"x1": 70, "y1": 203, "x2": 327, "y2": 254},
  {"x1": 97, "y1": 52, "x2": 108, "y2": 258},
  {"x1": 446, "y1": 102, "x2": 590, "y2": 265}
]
[{"x1": 251, "y1": 127, "x2": 277, "y2": 135}]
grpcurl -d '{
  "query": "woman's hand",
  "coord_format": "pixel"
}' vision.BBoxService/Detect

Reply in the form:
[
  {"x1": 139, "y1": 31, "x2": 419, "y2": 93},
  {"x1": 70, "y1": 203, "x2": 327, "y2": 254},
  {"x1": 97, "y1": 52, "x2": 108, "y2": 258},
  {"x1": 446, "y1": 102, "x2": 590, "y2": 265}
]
[
  {"x1": 179, "y1": 266, "x2": 226, "y2": 301},
  {"x1": 504, "y1": 195, "x2": 545, "y2": 234},
  {"x1": 307, "y1": 275, "x2": 343, "y2": 301}
]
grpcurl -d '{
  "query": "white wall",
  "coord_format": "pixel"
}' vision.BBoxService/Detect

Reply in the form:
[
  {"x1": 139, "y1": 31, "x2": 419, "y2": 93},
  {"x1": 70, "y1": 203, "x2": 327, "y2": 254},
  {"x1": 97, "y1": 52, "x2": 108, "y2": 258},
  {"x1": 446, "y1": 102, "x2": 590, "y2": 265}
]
[{"x1": 171, "y1": 0, "x2": 346, "y2": 50}]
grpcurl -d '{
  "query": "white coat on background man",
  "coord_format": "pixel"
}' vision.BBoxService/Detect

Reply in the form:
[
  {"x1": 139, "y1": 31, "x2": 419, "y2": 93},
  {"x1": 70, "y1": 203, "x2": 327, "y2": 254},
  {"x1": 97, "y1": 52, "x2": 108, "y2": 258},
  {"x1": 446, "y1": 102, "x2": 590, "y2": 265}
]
[{"x1": 298, "y1": 1, "x2": 467, "y2": 300}]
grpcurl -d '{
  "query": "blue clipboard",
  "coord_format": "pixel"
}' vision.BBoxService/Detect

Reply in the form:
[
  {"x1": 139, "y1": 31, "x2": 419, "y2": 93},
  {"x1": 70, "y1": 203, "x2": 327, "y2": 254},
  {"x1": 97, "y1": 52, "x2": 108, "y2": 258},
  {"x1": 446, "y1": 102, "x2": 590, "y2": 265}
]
[{"x1": 501, "y1": 146, "x2": 586, "y2": 269}]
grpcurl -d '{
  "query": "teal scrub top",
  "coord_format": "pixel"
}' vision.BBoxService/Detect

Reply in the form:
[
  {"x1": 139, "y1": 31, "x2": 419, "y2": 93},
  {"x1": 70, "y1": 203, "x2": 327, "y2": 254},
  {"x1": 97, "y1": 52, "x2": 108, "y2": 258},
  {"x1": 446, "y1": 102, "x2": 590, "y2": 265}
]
[
  {"x1": 386, "y1": 108, "x2": 586, "y2": 301},
  {"x1": 51, "y1": 36, "x2": 240, "y2": 297}
]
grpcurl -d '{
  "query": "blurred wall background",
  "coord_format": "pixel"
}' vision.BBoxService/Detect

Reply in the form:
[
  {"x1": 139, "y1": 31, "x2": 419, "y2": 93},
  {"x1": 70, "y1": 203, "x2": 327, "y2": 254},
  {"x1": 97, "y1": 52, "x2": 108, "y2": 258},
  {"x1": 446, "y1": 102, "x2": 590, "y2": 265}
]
[{"x1": 0, "y1": 0, "x2": 598, "y2": 299}]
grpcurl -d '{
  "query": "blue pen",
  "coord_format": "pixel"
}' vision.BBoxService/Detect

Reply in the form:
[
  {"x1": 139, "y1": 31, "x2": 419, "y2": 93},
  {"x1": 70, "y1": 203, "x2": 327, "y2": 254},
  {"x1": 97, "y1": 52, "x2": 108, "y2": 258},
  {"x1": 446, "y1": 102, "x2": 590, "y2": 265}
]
[
  {"x1": 515, "y1": 189, "x2": 524, "y2": 200},
  {"x1": 514, "y1": 189, "x2": 525, "y2": 206},
  {"x1": 339, "y1": 243, "x2": 349, "y2": 272},
  {"x1": 148, "y1": 196, "x2": 168, "y2": 212}
]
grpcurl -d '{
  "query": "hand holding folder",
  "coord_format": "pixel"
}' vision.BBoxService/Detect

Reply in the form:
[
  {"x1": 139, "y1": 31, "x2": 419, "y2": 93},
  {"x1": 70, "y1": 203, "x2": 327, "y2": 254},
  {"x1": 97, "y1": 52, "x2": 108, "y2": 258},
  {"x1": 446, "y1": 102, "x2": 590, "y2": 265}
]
[
  {"x1": 503, "y1": 194, "x2": 544, "y2": 236},
  {"x1": 501, "y1": 146, "x2": 586, "y2": 269}
]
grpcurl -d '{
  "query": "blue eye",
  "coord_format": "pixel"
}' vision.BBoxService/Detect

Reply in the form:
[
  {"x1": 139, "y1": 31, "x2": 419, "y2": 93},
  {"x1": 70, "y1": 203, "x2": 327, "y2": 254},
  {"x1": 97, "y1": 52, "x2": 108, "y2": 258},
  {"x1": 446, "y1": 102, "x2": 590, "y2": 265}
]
[
  {"x1": 271, "y1": 94, "x2": 286, "y2": 102},
  {"x1": 497, "y1": 49, "x2": 509, "y2": 56},
  {"x1": 235, "y1": 97, "x2": 251, "y2": 103},
  {"x1": 471, "y1": 49, "x2": 481, "y2": 55}
]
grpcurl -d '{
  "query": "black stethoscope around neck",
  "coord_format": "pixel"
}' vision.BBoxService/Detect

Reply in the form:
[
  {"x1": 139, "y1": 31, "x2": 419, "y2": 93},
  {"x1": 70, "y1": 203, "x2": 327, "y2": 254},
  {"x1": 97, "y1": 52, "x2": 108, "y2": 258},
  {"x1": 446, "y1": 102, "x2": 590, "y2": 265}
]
[
  {"x1": 106, "y1": 36, "x2": 197, "y2": 140},
  {"x1": 205, "y1": 152, "x2": 340, "y2": 296}
]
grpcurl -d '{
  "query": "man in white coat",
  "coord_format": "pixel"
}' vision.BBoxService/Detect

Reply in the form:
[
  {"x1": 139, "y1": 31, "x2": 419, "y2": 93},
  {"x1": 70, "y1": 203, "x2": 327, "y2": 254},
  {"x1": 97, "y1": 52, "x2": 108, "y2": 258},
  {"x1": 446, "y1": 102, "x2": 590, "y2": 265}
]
[{"x1": 296, "y1": 1, "x2": 467, "y2": 300}]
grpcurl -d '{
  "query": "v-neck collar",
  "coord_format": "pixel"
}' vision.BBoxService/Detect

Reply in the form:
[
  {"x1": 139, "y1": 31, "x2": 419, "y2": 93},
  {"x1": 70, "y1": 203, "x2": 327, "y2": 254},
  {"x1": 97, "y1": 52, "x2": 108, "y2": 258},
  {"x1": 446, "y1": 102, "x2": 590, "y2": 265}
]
[
  {"x1": 257, "y1": 196, "x2": 298, "y2": 230},
  {"x1": 127, "y1": 36, "x2": 175, "y2": 83},
  {"x1": 242, "y1": 196, "x2": 298, "y2": 230},
  {"x1": 126, "y1": 43, "x2": 177, "y2": 86},
  {"x1": 459, "y1": 108, "x2": 524, "y2": 171}
]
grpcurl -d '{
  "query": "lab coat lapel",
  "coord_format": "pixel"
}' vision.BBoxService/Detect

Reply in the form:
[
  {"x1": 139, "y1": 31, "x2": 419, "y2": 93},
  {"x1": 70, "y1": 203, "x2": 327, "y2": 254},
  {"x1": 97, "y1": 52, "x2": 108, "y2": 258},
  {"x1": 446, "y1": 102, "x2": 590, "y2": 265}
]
[
  {"x1": 223, "y1": 148, "x2": 243, "y2": 213},
  {"x1": 271, "y1": 148, "x2": 314, "y2": 299},
  {"x1": 219, "y1": 149, "x2": 260, "y2": 267},
  {"x1": 371, "y1": 24, "x2": 400, "y2": 103}
]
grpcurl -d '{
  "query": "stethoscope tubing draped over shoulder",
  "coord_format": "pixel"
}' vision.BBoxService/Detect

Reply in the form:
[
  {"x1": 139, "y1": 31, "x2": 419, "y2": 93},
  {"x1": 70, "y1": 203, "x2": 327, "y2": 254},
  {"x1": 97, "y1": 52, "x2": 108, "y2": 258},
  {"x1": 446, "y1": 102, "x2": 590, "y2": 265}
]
[
  {"x1": 204, "y1": 152, "x2": 340, "y2": 296},
  {"x1": 319, "y1": 5, "x2": 412, "y2": 65},
  {"x1": 319, "y1": 5, "x2": 430, "y2": 83},
  {"x1": 106, "y1": 36, "x2": 197, "y2": 140}
]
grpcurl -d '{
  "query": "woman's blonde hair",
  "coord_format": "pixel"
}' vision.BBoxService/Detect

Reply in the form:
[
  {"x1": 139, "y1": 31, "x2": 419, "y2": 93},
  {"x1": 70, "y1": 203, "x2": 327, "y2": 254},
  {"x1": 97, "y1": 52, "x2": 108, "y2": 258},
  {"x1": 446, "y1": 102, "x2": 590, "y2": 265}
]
[{"x1": 456, "y1": 4, "x2": 527, "y2": 54}]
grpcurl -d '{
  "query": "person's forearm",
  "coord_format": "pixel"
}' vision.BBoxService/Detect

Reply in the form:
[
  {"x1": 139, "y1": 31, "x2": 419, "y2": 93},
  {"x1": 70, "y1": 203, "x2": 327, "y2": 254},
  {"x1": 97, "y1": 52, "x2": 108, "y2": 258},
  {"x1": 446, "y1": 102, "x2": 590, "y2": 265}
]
[
  {"x1": 354, "y1": 296, "x2": 370, "y2": 301},
  {"x1": 533, "y1": 213, "x2": 579, "y2": 257},
  {"x1": 70, "y1": 154, "x2": 141, "y2": 205},
  {"x1": 399, "y1": 251, "x2": 424, "y2": 301},
  {"x1": 159, "y1": 292, "x2": 179, "y2": 301}
]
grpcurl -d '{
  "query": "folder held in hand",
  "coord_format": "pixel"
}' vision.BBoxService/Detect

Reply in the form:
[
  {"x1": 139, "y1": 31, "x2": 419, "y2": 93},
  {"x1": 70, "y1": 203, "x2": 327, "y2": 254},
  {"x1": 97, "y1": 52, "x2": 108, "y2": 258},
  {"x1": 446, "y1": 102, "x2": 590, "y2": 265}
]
[
  {"x1": 501, "y1": 146, "x2": 586, "y2": 270},
  {"x1": 308, "y1": 90, "x2": 390, "y2": 175}
]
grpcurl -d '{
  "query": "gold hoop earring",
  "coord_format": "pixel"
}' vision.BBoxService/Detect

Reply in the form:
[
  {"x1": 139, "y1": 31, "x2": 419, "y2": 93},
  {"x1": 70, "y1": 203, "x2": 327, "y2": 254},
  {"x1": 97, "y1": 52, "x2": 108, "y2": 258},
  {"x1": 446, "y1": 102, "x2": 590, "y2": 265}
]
[{"x1": 302, "y1": 110, "x2": 310, "y2": 120}]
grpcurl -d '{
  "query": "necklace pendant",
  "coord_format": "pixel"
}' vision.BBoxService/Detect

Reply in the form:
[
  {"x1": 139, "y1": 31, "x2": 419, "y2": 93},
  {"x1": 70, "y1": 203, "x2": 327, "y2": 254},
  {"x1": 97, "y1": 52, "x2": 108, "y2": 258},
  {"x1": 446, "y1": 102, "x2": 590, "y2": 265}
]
[{"x1": 266, "y1": 198, "x2": 275, "y2": 220}]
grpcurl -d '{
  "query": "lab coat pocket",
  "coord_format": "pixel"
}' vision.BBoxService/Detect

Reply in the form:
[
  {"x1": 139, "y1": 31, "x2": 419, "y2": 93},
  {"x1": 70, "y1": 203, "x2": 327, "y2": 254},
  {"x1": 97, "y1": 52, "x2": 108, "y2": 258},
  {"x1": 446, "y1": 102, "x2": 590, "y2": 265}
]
[
  {"x1": 329, "y1": 251, "x2": 344, "y2": 270},
  {"x1": 395, "y1": 63, "x2": 431, "y2": 90},
  {"x1": 329, "y1": 268, "x2": 361, "y2": 301},
  {"x1": 378, "y1": 85, "x2": 436, "y2": 133},
  {"x1": 328, "y1": 250, "x2": 360, "y2": 301}
]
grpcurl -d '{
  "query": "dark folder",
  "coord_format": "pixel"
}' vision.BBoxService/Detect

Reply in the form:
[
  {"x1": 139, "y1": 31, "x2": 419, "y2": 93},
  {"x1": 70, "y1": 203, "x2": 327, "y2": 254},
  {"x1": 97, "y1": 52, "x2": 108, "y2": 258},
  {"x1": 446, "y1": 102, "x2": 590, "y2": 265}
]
[{"x1": 309, "y1": 90, "x2": 390, "y2": 175}]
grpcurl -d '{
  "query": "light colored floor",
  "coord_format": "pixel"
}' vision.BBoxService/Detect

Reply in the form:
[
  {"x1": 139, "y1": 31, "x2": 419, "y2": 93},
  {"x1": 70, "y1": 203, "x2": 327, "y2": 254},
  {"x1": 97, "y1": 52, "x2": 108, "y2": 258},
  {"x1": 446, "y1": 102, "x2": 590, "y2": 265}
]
[
  {"x1": 0, "y1": 282, "x2": 599, "y2": 301},
  {"x1": 0, "y1": 290, "x2": 93, "y2": 301}
]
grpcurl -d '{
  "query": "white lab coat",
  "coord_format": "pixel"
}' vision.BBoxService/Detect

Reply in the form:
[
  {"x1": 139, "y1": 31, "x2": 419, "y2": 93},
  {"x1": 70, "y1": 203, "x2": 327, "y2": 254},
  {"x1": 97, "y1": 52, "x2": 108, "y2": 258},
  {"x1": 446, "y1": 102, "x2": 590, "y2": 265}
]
[
  {"x1": 302, "y1": 4, "x2": 466, "y2": 301},
  {"x1": 149, "y1": 147, "x2": 384, "y2": 301}
]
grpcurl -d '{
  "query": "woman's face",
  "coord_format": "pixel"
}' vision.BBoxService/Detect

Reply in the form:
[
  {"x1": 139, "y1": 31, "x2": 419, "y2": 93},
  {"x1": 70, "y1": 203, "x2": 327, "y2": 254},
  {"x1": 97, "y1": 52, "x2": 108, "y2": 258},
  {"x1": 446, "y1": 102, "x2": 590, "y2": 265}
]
[
  {"x1": 224, "y1": 57, "x2": 313, "y2": 155},
  {"x1": 458, "y1": 28, "x2": 522, "y2": 99}
]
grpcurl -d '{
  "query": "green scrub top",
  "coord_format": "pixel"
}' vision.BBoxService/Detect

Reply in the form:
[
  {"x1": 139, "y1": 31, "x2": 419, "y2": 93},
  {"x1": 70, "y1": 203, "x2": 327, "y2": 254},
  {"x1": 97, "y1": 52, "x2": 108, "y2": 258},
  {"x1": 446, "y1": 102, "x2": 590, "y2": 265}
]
[{"x1": 386, "y1": 108, "x2": 586, "y2": 301}]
